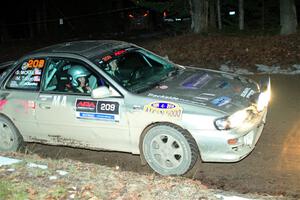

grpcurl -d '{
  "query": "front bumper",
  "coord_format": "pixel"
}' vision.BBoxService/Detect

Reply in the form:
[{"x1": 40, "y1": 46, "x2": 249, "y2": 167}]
[{"x1": 189, "y1": 108, "x2": 268, "y2": 162}]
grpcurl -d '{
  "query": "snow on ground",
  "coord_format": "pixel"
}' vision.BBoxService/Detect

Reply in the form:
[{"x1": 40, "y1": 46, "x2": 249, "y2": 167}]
[
  {"x1": 0, "y1": 155, "x2": 283, "y2": 200},
  {"x1": 219, "y1": 64, "x2": 300, "y2": 75}
]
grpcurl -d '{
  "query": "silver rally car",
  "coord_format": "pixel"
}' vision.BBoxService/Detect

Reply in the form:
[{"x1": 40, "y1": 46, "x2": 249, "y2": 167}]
[{"x1": 0, "y1": 40, "x2": 270, "y2": 175}]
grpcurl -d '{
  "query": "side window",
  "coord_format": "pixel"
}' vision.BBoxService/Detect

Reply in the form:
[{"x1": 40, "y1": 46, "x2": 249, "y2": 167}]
[
  {"x1": 42, "y1": 58, "x2": 107, "y2": 94},
  {"x1": 6, "y1": 58, "x2": 45, "y2": 90}
]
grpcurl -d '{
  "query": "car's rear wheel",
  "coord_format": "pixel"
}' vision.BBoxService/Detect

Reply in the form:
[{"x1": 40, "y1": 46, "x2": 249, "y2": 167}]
[
  {"x1": 142, "y1": 123, "x2": 198, "y2": 176},
  {"x1": 0, "y1": 116, "x2": 23, "y2": 152}
]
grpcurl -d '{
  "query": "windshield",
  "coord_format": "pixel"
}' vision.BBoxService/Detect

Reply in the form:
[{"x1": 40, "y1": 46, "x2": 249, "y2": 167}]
[{"x1": 93, "y1": 48, "x2": 176, "y2": 93}]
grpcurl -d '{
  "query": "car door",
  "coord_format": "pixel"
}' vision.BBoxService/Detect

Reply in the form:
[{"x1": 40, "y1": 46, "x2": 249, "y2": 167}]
[
  {"x1": 1, "y1": 58, "x2": 45, "y2": 140},
  {"x1": 35, "y1": 57, "x2": 131, "y2": 152}
]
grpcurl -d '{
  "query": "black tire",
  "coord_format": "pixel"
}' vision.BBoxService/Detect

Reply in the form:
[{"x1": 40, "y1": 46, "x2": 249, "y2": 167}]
[
  {"x1": 142, "y1": 123, "x2": 198, "y2": 176},
  {"x1": 0, "y1": 115, "x2": 24, "y2": 152}
]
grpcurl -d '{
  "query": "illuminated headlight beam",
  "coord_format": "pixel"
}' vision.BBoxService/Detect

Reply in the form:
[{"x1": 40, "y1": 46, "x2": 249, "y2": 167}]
[
  {"x1": 257, "y1": 77, "x2": 271, "y2": 112},
  {"x1": 214, "y1": 109, "x2": 250, "y2": 130}
]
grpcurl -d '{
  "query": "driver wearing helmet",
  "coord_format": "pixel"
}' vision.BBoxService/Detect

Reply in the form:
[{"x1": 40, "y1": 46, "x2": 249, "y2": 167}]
[{"x1": 67, "y1": 65, "x2": 92, "y2": 93}]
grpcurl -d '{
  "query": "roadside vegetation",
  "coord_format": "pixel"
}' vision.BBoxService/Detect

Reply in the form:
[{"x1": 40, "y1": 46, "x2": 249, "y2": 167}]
[{"x1": 0, "y1": 152, "x2": 284, "y2": 200}]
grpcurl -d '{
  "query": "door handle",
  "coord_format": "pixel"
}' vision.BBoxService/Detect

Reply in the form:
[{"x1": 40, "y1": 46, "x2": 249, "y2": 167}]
[{"x1": 39, "y1": 103, "x2": 51, "y2": 109}]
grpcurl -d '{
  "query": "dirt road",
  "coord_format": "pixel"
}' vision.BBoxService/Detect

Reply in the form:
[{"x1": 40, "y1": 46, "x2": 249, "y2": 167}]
[
  {"x1": 194, "y1": 75, "x2": 300, "y2": 198},
  {"x1": 27, "y1": 75, "x2": 300, "y2": 198}
]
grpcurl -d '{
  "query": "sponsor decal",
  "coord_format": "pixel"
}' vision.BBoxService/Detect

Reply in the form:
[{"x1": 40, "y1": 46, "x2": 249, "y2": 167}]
[
  {"x1": 148, "y1": 93, "x2": 180, "y2": 101},
  {"x1": 159, "y1": 85, "x2": 168, "y2": 90},
  {"x1": 76, "y1": 100, "x2": 97, "y2": 113},
  {"x1": 23, "y1": 82, "x2": 38, "y2": 86},
  {"x1": 211, "y1": 96, "x2": 231, "y2": 107},
  {"x1": 13, "y1": 100, "x2": 36, "y2": 114},
  {"x1": 241, "y1": 88, "x2": 255, "y2": 98},
  {"x1": 52, "y1": 96, "x2": 67, "y2": 107},
  {"x1": 75, "y1": 99, "x2": 120, "y2": 121},
  {"x1": 181, "y1": 73, "x2": 212, "y2": 89},
  {"x1": 147, "y1": 93, "x2": 207, "y2": 106},
  {"x1": 34, "y1": 68, "x2": 42, "y2": 75},
  {"x1": 114, "y1": 49, "x2": 126, "y2": 56},
  {"x1": 0, "y1": 100, "x2": 8, "y2": 110},
  {"x1": 193, "y1": 93, "x2": 216, "y2": 101},
  {"x1": 39, "y1": 94, "x2": 53, "y2": 101},
  {"x1": 0, "y1": 93, "x2": 10, "y2": 110},
  {"x1": 216, "y1": 80, "x2": 230, "y2": 89},
  {"x1": 97, "y1": 101, "x2": 119, "y2": 114},
  {"x1": 102, "y1": 55, "x2": 113, "y2": 62},
  {"x1": 76, "y1": 113, "x2": 116, "y2": 121},
  {"x1": 144, "y1": 101, "x2": 183, "y2": 118},
  {"x1": 33, "y1": 76, "x2": 41, "y2": 82},
  {"x1": 27, "y1": 59, "x2": 45, "y2": 68}
]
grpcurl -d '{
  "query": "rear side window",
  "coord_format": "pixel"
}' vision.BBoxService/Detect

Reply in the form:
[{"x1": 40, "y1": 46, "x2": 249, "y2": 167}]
[{"x1": 6, "y1": 58, "x2": 45, "y2": 90}]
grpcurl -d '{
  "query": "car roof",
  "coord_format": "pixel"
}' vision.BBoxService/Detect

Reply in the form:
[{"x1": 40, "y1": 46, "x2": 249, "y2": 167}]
[{"x1": 30, "y1": 40, "x2": 133, "y2": 59}]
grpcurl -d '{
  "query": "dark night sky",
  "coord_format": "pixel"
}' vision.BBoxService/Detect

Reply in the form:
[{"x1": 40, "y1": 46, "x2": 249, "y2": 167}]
[
  {"x1": 1, "y1": 0, "x2": 134, "y2": 24},
  {"x1": 1, "y1": 0, "x2": 135, "y2": 39},
  {"x1": 1, "y1": 0, "x2": 299, "y2": 40}
]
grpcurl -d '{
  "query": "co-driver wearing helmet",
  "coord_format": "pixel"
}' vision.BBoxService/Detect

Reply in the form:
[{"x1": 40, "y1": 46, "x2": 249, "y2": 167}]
[{"x1": 67, "y1": 65, "x2": 92, "y2": 93}]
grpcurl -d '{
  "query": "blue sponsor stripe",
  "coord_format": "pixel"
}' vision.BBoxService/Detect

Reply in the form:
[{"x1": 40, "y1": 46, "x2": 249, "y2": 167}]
[
  {"x1": 211, "y1": 96, "x2": 231, "y2": 107},
  {"x1": 79, "y1": 112, "x2": 115, "y2": 120}
]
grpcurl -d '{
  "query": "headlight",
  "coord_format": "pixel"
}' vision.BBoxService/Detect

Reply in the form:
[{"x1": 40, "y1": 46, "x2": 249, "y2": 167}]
[
  {"x1": 214, "y1": 109, "x2": 250, "y2": 130},
  {"x1": 257, "y1": 78, "x2": 271, "y2": 112}
]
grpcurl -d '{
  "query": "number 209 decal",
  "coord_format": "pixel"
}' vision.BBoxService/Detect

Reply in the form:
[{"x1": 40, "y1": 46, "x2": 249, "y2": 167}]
[
  {"x1": 97, "y1": 102, "x2": 119, "y2": 114},
  {"x1": 75, "y1": 99, "x2": 119, "y2": 121}
]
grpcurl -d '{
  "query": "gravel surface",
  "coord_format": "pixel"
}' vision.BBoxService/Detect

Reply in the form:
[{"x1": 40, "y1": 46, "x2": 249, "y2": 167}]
[{"x1": 0, "y1": 152, "x2": 288, "y2": 200}]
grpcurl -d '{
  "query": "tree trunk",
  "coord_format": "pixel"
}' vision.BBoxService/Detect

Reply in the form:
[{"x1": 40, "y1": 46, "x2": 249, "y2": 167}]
[
  {"x1": 239, "y1": 0, "x2": 244, "y2": 30},
  {"x1": 36, "y1": 4, "x2": 42, "y2": 35},
  {"x1": 42, "y1": 0, "x2": 48, "y2": 33},
  {"x1": 280, "y1": 0, "x2": 298, "y2": 35},
  {"x1": 0, "y1": 21, "x2": 9, "y2": 43},
  {"x1": 189, "y1": 0, "x2": 209, "y2": 33},
  {"x1": 217, "y1": 0, "x2": 222, "y2": 30},
  {"x1": 261, "y1": 0, "x2": 265, "y2": 30},
  {"x1": 209, "y1": 0, "x2": 217, "y2": 30},
  {"x1": 28, "y1": 6, "x2": 35, "y2": 38}
]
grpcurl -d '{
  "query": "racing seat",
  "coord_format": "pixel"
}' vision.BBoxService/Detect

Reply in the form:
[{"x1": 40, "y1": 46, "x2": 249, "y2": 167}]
[{"x1": 56, "y1": 72, "x2": 71, "y2": 92}]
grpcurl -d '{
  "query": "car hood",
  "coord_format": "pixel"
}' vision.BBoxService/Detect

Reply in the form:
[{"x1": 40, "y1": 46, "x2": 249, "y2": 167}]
[{"x1": 142, "y1": 67, "x2": 260, "y2": 114}]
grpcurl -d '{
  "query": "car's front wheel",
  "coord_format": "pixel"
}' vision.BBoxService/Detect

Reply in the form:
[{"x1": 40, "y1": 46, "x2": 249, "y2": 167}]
[
  {"x1": 142, "y1": 123, "x2": 198, "y2": 176},
  {"x1": 0, "y1": 116, "x2": 23, "y2": 152}
]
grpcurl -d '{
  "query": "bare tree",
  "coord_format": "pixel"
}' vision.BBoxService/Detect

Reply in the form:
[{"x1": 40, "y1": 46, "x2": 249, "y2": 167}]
[
  {"x1": 189, "y1": 0, "x2": 209, "y2": 33},
  {"x1": 209, "y1": 0, "x2": 217, "y2": 30},
  {"x1": 217, "y1": 0, "x2": 222, "y2": 30},
  {"x1": 0, "y1": 21, "x2": 9, "y2": 42},
  {"x1": 239, "y1": 0, "x2": 244, "y2": 30},
  {"x1": 280, "y1": 0, "x2": 297, "y2": 35}
]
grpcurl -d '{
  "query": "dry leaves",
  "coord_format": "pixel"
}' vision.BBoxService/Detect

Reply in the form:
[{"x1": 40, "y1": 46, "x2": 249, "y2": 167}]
[{"x1": 141, "y1": 33, "x2": 300, "y2": 70}]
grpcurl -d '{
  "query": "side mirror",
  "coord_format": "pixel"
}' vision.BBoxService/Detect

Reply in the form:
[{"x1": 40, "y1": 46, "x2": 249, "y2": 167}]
[{"x1": 91, "y1": 86, "x2": 111, "y2": 99}]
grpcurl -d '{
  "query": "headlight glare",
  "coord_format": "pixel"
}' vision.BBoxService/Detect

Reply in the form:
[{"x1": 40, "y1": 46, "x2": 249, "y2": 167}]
[
  {"x1": 228, "y1": 109, "x2": 249, "y2": 128},
  {"x1": 214, "y1": 117, "x2": 230, "y2": 130},
  {"x1": 257, "y1": 79, "x2": 271, "y2": 112},
  {"x1": 214, "y1": 109, "x2": 249, "y2": 130}
]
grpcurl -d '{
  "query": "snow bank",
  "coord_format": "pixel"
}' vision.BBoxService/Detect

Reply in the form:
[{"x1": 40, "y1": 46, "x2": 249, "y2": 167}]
[{"x1": 0, "y1": 156, "x2": 21, "y2": 166}]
